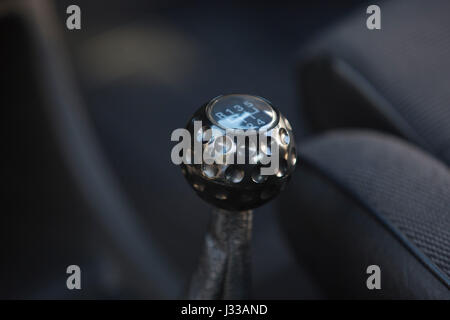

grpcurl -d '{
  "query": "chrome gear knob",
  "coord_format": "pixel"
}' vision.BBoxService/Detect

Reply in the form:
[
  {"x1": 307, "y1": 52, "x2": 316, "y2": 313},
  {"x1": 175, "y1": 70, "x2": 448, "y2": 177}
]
[{"x1": 180, "y1": 94, "x2": 297, "y2": 211}]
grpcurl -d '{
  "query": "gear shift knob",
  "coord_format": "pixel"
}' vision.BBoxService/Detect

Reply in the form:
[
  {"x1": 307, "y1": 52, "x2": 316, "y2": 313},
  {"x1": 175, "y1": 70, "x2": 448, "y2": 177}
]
[
  {"x1": 181, "y1": 94, "x2": 297, "y2": 211},
  {"x1": 180, "y1": 94, "x2": 297, "y2": 299}
]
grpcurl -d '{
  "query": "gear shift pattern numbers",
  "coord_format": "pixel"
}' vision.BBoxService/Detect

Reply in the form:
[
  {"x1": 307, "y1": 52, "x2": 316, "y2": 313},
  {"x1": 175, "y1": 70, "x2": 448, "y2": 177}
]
[{"x1": 207, "y1": 94, "x2": 277, "y2": 130}]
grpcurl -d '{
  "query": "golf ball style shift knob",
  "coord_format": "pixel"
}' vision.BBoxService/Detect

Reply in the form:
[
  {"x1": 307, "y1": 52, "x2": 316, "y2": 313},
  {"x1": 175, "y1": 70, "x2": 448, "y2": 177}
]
[{"x1": 181, "y1": 94, "x2": 297, "y2": 211}]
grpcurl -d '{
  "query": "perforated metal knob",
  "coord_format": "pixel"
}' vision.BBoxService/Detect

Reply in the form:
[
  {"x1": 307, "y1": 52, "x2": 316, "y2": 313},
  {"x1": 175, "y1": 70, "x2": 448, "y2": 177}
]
[{"x1": 180, "y1": 94, "x2": 297, "y2": 211}]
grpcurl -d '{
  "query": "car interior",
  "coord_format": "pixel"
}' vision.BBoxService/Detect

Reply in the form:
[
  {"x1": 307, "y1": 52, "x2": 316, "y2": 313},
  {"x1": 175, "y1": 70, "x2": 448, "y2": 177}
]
[{"x1": 1, "y1": 0, "x2": 449, "y2": 299}]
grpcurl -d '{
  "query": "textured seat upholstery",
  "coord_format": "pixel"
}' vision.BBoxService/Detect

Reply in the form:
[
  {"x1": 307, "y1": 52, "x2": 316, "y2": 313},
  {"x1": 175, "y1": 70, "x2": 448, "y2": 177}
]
[
  {"x1": 280, "y1": 131, "x2": 450, "y2": 298},
  {"x1": 280, "y1": 0, "x2": 450, "y2": 298},
  {"x1": 298, "y1": 0, "x2": 450, "y2": 165}
]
